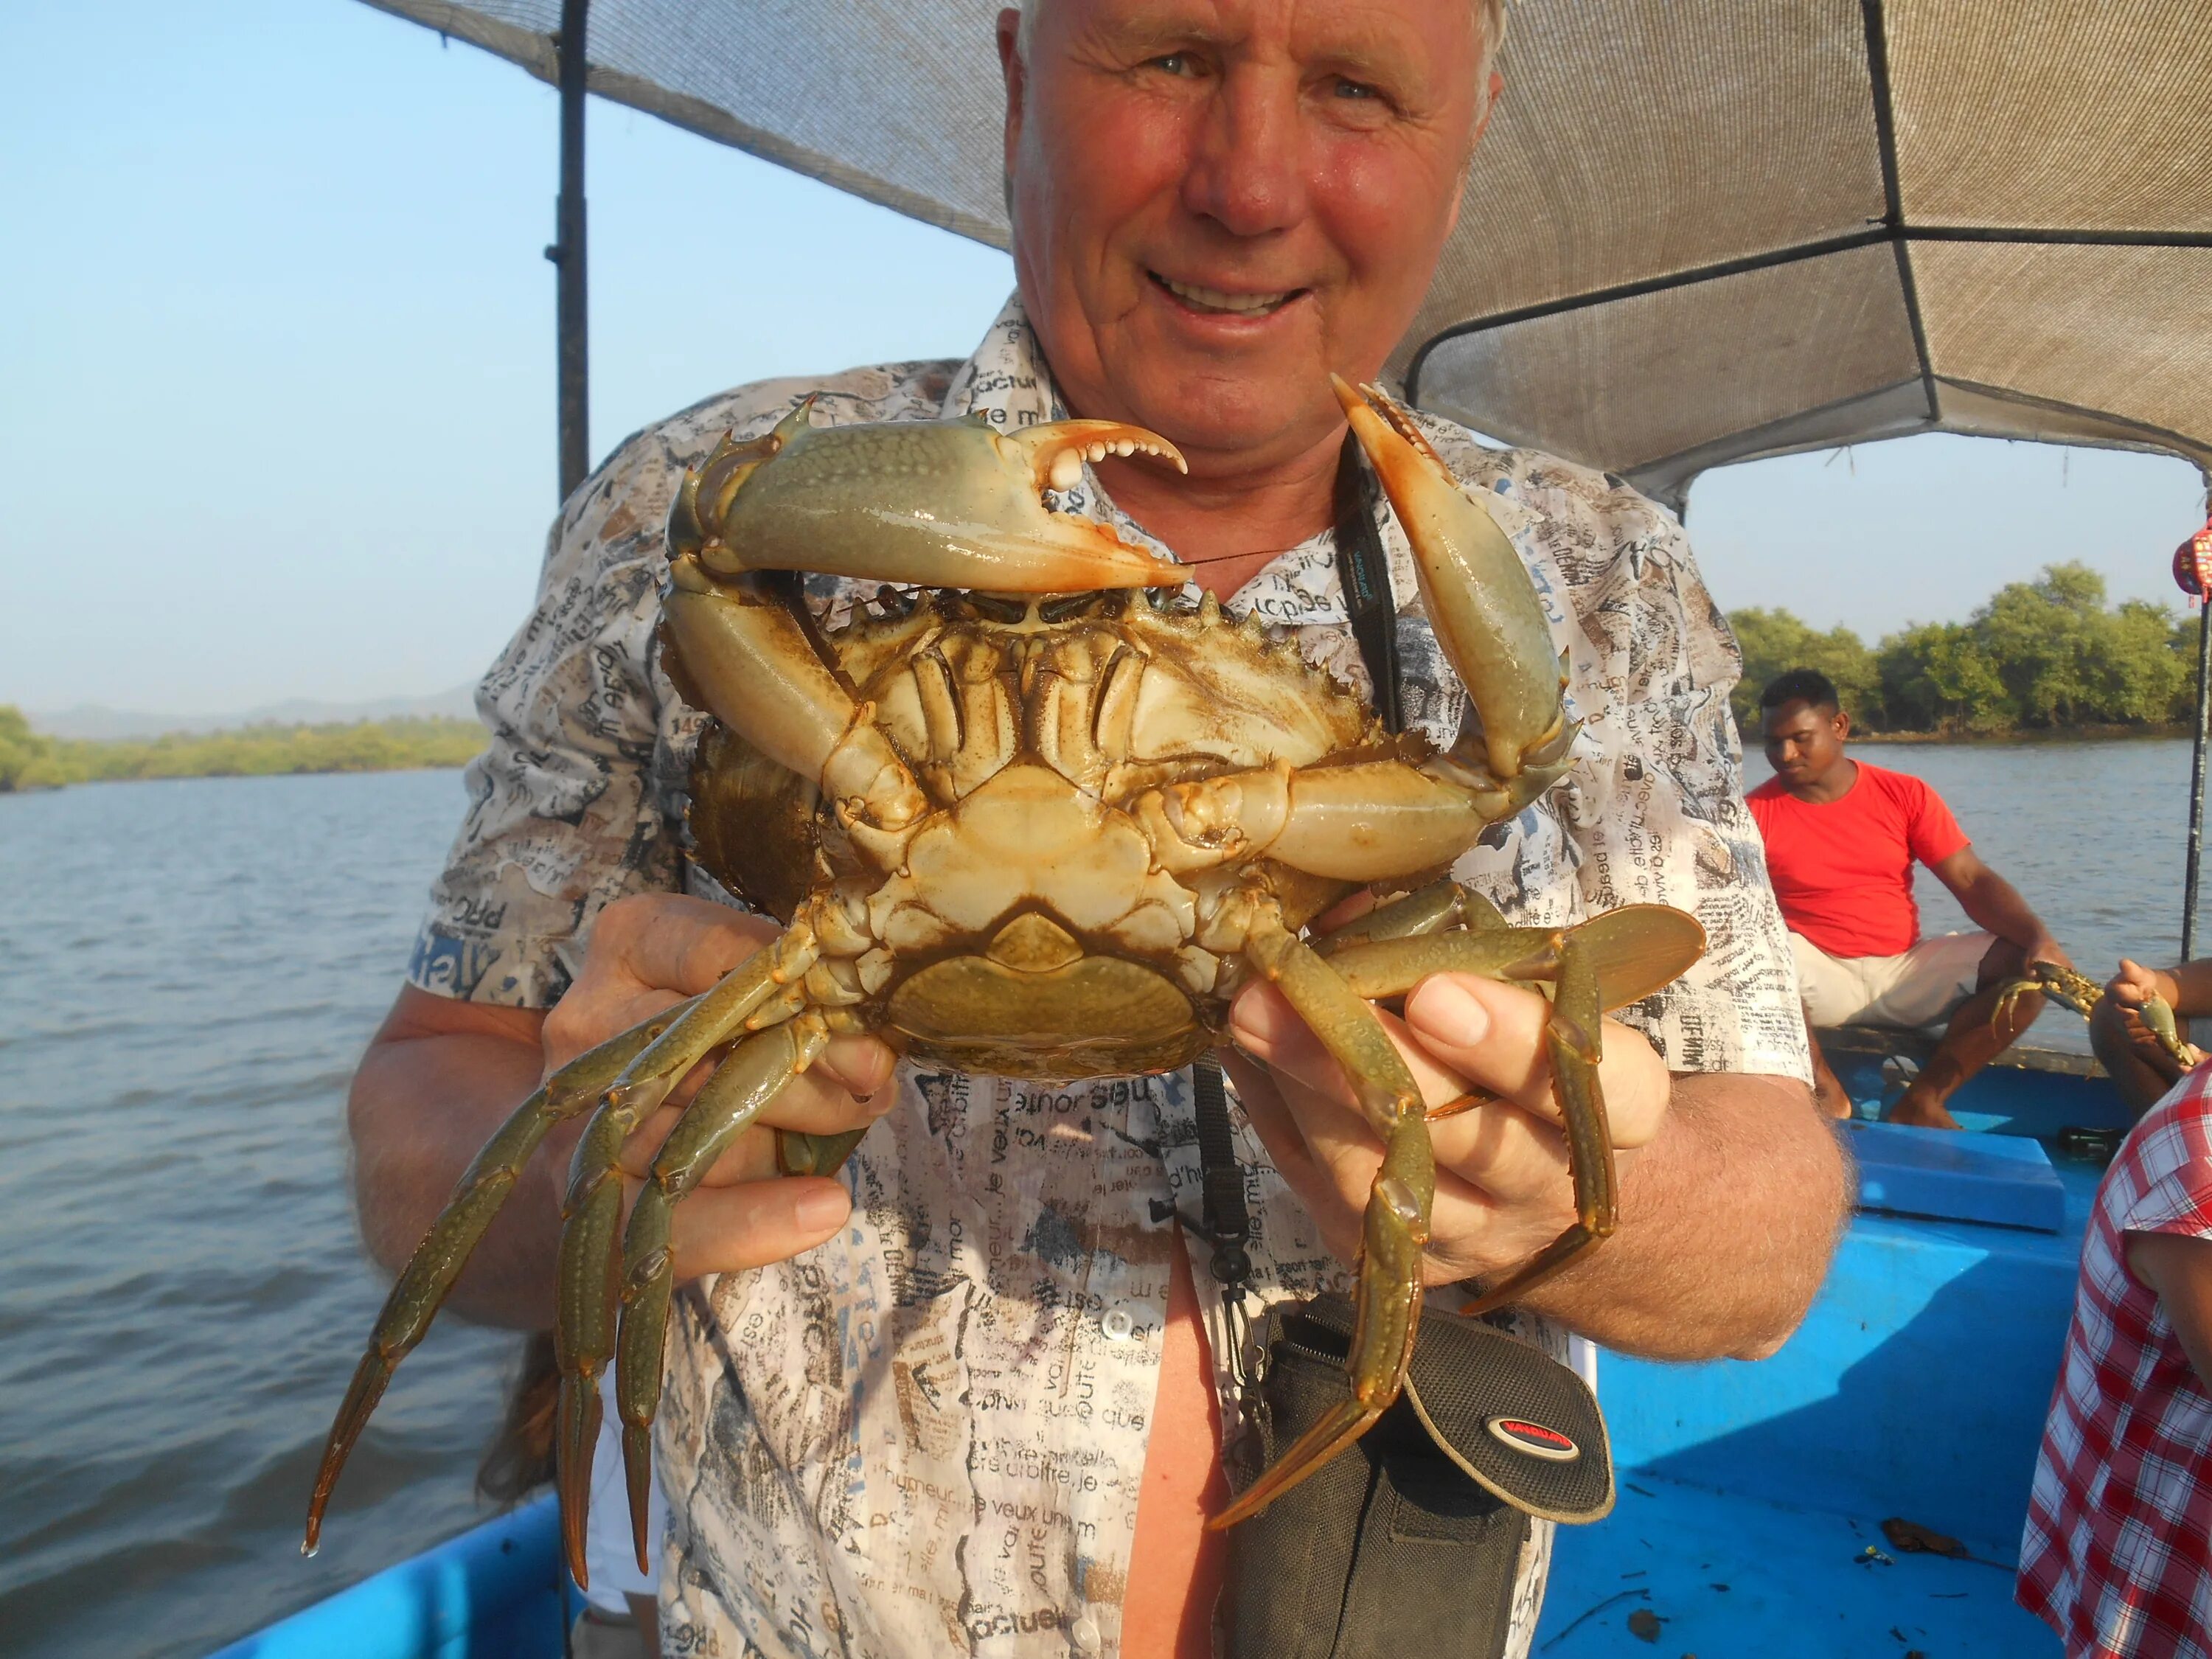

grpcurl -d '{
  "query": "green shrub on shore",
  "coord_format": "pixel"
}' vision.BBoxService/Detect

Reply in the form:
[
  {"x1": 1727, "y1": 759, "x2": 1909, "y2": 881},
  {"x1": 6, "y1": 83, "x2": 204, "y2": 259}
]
[
  {"x1": 0, "y1": 712, "x2": 488, "y2": 792},
  {"x1": 1730, "y1": 561, "x2": 2197, "y2": 737}
]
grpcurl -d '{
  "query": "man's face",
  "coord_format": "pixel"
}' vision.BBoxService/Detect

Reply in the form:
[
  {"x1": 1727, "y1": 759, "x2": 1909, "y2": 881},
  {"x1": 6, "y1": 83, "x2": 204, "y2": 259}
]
[
  {"x1": 998, "y1": 0, "x2": 1493, "y2": 478},
  {"x1": 1762, "y1": 700, "x2": 1850, "y2": 789}
]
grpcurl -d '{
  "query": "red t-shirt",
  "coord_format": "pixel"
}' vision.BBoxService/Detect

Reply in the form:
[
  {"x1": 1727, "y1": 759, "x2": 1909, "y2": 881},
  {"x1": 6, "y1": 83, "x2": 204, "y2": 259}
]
[{"x1": 1746, "y1": 762, "x2": 1969, "y2": 959}]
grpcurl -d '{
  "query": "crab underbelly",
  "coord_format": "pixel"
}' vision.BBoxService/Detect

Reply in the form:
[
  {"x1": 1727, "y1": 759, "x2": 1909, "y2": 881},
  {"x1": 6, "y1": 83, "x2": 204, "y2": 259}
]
[{"x1": 867, "y1": 762, "x2": 1211, "y2": 1079}]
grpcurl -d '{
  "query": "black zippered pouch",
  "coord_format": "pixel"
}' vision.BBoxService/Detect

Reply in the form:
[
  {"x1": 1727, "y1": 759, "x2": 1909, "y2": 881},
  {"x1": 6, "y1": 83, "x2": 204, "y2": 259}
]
[{"x1": 1219, "y1": 1293, "x2": 1613, "y2": 1659}]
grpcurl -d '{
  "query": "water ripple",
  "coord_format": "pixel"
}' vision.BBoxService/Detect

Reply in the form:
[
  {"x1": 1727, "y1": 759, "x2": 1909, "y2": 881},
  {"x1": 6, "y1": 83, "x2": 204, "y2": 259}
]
[{"x1": 0, "y1": 773, "x2": 523, "y2": 1659}]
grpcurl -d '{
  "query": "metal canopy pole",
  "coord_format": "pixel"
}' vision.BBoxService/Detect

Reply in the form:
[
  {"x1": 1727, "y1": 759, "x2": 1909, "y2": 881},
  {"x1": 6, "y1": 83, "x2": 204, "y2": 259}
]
[
  {"x1": 2185, "y1": 494, "x2": 2212, "y2": 960},
  {"x1": 546, "y1": 0, "x2": 591, "y2": 500},
  {"x1": 2185, "y1": 598, "x2": 2211, "y2": 961}
]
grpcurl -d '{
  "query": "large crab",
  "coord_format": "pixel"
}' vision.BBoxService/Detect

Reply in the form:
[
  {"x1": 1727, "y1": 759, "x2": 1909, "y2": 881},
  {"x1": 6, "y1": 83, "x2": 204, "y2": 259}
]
[{"x1": 304, "y1": 380, "x2": 1703, "y2": 1576}]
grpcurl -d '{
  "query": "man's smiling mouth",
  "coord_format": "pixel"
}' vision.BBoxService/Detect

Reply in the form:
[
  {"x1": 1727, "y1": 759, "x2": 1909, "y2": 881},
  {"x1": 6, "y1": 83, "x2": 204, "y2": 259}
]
[{"x1": 1152, "y1": 272, "x2": 1303, "y2": 316}]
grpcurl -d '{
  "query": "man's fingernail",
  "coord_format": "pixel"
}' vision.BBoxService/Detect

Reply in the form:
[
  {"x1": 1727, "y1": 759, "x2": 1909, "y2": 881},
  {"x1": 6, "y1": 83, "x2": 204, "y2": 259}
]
[
  {"x1": 1411, "y1": 978, "x2": 1489, "y2": 1048},
  {"x1": 796, "y1": 1186, "x2": 849, "y2": 1230}
]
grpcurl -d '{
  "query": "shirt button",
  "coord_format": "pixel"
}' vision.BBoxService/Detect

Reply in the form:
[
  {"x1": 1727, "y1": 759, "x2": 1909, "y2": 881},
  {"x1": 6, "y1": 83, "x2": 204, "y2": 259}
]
[
  {"x1": 1100, "y1": 1308, "x2": 1134, "y2": 1341},
  {"x1": 1072, "y1": 1614, "x2": 1102, "y2": 1652}
]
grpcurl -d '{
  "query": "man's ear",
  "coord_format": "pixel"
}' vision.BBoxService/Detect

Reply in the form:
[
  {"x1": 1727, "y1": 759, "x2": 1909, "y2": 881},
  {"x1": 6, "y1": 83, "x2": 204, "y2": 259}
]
[
  {"x1": 1833, "y1": 710, "x2": 1852, "y2": 742},
  {"x1": 1446, "y1": 71, "x2": 1506, "y2": 243}
]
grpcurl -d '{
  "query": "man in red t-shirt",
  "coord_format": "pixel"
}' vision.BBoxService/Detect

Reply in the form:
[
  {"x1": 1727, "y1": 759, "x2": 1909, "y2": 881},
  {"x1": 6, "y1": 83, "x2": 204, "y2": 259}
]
[{"x1": 1747, "y1": 668, "x2": 2071, "y2": 1130}]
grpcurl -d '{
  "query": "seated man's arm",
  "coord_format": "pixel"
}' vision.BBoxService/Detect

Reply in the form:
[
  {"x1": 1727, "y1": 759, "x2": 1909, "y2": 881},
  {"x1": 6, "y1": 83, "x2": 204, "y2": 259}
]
[{"x1": 1926, "y1": 846, "x2": 2068, "y2": 969}]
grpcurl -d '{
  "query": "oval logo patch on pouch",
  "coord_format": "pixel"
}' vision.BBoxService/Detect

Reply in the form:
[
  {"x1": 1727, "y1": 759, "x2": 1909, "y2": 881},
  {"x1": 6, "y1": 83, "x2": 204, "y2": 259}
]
[{"x1": 1486, "y1": 1416, "x2": 1580, "y2": 1461}]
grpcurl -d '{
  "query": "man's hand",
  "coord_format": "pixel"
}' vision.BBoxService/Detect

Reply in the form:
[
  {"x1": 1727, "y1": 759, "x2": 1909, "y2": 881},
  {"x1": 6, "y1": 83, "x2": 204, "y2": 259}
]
[
  {"x1": 1221, "y1": 972, "x2": 1672, "y2": 1287},
  {"x1": 2103, "y1": 957, "x2": 2187, "y2": 1069},
  {"x1": 2107, "y1": 957, "x2": 2183, "y2": 1015},
  {"x1": 546, "y1": 894, "x2": 898, "y2": 1280},
  {"x1": 2023, "y1": 931, "x2": 2074, "y2": 974}
]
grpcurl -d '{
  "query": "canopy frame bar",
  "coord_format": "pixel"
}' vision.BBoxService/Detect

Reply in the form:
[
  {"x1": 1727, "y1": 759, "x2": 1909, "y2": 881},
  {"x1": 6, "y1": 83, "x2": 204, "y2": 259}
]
[{"x1": 548, "y1": 0, "x2": 591, "y2": 498}]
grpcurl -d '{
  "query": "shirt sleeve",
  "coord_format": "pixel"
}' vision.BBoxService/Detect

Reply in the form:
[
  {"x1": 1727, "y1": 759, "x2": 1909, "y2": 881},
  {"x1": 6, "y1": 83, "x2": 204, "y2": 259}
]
[
  {"x1": 405, "y1": 422, "x2": 705, "y2": 1009},
  {"x1": 1905, "y1": 776, "x2": 1971, "y2": 867},
  {"x1": 1436, "y1": 448, "x2": 1812, "y2": 1085},
  {"x1": 2114, "y1": 1083, "x2": 2212, "y2": 1242}
]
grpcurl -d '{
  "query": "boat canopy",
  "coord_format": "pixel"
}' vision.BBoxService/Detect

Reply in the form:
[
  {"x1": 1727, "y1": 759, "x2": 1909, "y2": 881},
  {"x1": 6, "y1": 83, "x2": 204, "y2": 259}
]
[{"x1": 368, "y1": 0, "x2": 2211, "y2": 508}]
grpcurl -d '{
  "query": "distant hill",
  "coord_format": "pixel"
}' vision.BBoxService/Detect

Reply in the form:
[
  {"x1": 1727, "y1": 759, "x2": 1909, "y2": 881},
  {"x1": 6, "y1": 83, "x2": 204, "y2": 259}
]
[{"x1": 27, "y1": 685, "x2": 479, "y2": 740}]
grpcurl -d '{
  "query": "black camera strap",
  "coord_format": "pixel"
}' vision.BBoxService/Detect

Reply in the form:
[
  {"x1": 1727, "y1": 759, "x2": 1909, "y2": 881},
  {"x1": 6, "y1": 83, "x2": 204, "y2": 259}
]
[
  {"x1": 1194, "y1": 426, "x2": 1400, "y2": 1379},
  {"x1": 1331, "y1": 431, "x2": 1403, "y2": 738}
]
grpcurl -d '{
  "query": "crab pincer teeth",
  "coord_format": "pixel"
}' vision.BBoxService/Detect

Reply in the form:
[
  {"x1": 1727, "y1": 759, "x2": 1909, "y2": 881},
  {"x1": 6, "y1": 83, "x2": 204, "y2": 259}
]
[{"x1": 1008, "y1": 420, "x2": 1189, "y2": 494}]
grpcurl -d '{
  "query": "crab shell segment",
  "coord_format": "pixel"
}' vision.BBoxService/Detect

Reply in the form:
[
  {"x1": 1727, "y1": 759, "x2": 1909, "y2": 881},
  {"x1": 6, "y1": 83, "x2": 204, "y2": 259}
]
[{"x1": 670, "y1": 405, "x2": 1190, "y2": 594}]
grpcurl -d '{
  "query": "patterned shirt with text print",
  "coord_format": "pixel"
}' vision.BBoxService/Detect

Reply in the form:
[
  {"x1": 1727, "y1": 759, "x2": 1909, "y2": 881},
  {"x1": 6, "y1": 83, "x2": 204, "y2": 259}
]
[{"x1": 407, "y1": 296, "x2": 1812, "y2": 1659}]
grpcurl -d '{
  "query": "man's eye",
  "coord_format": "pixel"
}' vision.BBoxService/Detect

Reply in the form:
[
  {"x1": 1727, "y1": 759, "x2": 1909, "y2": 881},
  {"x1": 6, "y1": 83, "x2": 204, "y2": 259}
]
[
  {"x1": 1151, "y1": 52, "x2": 1195, "y2": 75},
  {"x1": 1334, "y1": 77, "x2": 1380, "y2": 101}
]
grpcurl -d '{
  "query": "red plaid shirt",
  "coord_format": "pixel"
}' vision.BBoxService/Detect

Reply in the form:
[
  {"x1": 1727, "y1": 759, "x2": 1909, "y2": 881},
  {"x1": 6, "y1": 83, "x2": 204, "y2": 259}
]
[{"x1": 2020, "y1": 1067, "x2": 2212, "y2": 1657}]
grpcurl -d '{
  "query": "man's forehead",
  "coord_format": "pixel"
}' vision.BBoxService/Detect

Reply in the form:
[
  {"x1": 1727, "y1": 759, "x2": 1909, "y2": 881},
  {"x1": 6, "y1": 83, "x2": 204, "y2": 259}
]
[
  {"x1": 1764, "y1": 700, "x2": 1833, "y2": 731},
  {"x1": 1051, "y1": 0, "x2": 1476, "y2": 62}
]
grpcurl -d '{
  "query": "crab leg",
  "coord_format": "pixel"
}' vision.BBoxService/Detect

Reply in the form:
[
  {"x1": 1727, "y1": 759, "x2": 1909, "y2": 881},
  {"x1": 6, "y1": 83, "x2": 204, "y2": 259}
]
[
  {"x1": 675, "y1": 414, "x2": 1191, "y2": 593},
  {"x1": 1326, "y1": 900, "x2": 1707, "y2": 1014},
  {"x1": 1324, "y1": 905, "x2": 1703, "y2": 1315},
  {"x1": 1311, "y1": 877, "x2": 1511, "y2": 956},
  {"x1": 554, "y1": 926, "x2": 819, "y2": 1587},
  {"x1": 1138, "y1": 759, "x2": 1503, "y2": 882},
  {"x1": 1335, "y1": 377, "x2": 1579, "y2": 805},
  {"x1": 663, "y1": 557, "x2": 928, "y2": 866},
  {"x1": 613, "y1": 1012, "x2": 832, "y2": 1570},
  {"x1": 1461, "y1": 937, "x2": 1617, "y2": 1313},
  {"x1": 1208, "y1": 905, "x2": 1433, "y2": 1530},
  {"x1": 301, "y1": 1006, "x2": 692, "y2": 1556}
]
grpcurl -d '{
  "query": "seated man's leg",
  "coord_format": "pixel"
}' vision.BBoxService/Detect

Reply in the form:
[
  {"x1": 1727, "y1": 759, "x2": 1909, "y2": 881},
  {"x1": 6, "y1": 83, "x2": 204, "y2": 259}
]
[
  {"x1": 1790, "y1": 935, "x2": 1871, "y2": 1120},
  {"x1": 1885, "y1": 935, "x2": 2036, "y2": 1130},
  {"x1": 2090, "y1": 992, "x2": 2188, "y2": 1118}
]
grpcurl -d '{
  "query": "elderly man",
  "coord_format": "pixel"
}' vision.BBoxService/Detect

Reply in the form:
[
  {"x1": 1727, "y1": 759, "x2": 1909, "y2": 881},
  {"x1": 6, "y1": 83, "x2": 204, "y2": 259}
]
[{"x1": 353, "y1": 1, "x2": 1846, "y2": 1655}]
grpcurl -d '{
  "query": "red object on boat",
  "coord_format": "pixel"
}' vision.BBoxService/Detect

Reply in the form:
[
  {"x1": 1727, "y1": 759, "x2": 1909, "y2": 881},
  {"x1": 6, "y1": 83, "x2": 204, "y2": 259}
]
[{"x1": 2172, "y1": 521, "x2": 2212, "y2": 603}]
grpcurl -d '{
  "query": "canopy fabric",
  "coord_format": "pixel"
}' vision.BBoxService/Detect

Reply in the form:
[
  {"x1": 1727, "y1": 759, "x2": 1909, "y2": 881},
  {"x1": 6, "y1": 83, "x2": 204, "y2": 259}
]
[{"x1": 369, "y1": 0, "x2": 2212, "y2": 507}]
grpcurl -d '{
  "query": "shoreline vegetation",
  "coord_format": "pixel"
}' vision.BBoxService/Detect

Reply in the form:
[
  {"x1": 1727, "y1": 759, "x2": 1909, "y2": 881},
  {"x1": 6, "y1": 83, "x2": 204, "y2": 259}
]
[
  {"x1": 0, "y1": 708, "x2": 487, "y2": 793},
  {"x1": 1730, "y1": 561, "x2": 2200, "y2": 740},
  {"x1": 4, "y1": 562, "x2": 2197, "y2": 790}
]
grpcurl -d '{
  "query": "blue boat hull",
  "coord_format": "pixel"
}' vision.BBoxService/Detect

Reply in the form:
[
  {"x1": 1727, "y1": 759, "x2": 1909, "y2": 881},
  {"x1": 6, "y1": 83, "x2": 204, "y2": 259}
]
[{"x1": 223, "y1": 1049, "x2": 2122, "y2": 1656}]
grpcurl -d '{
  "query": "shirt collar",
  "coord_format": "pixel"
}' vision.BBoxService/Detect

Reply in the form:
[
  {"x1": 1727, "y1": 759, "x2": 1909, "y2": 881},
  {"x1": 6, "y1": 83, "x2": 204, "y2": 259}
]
[{"x1": 939, "y1": 293, "x2": 1354, "y2": 622}]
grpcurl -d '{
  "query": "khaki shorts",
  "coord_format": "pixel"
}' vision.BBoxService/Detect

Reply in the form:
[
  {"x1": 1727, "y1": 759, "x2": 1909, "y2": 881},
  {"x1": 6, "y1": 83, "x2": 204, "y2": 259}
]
[{"x1": 1790, "y1": 931, "x2": 1997, "y2": 1029}]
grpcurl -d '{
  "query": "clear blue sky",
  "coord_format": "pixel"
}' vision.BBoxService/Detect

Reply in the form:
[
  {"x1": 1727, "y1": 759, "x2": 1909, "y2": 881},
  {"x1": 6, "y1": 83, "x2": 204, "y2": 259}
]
[{"x1": 4, "y1": 0, "x2": 2206, "y2": 717}]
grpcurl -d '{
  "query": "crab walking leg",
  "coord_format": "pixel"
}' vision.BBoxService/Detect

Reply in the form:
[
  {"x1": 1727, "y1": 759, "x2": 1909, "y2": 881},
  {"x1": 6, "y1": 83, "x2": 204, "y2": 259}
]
[
  {"x1": 299, "y1": 1009, "x2": 691, "y2": 1557},
  {"x1": 1461, "y1": 936, "x2": 1617, "y2": 1315},
  {"x1": 1325, "y1": 903, "x2": 1705, "y2": 1015},
  {"x1": 1208, "y1": 908, "x2": 1435, "y2": 1531},
  {"x1": 554, "y1": 929, "x2": 819, "y2": 1587},
  {"x1": 614, "y1": 1013, "x2": 832, "y2": 1569},
  {"x1": 1310, "y1": 877, "x2": 1512, "y2": 956}
]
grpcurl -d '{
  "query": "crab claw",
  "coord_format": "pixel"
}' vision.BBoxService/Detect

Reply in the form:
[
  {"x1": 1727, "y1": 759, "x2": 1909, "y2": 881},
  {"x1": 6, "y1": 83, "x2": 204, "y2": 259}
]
[
  {"x1": 683, "y1": 411, "x2": 1189, "y2": 594},
  {"x1": 1334, "y1": 377, "x2": 1573, "y2": 790}
]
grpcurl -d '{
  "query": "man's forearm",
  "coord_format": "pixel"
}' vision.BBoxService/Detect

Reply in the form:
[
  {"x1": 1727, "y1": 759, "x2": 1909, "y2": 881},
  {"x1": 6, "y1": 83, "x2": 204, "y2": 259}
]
[
  {"x1": 1954, "y1": 871, "x2": 2048, "y2": 949},
  {"x1": 348, "y1": 1020, "x2": 563, "y2": 1329},
  {"x1": 1520, "y1": 1071, "x2": 1848, "y2": 1360}
]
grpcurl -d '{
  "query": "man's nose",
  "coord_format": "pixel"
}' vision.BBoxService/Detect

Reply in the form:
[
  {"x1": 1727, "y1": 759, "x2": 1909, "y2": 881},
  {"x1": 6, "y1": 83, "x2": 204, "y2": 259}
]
[{"x1": 1179, "y1": 66, "x2": 1307, "y2": 239}]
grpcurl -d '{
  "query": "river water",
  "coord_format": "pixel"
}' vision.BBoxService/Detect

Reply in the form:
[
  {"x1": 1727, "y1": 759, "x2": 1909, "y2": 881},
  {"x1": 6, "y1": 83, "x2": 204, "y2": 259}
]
[{"x1": 0, "y1": 743, "x2": 2197, "y2": 1656}]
